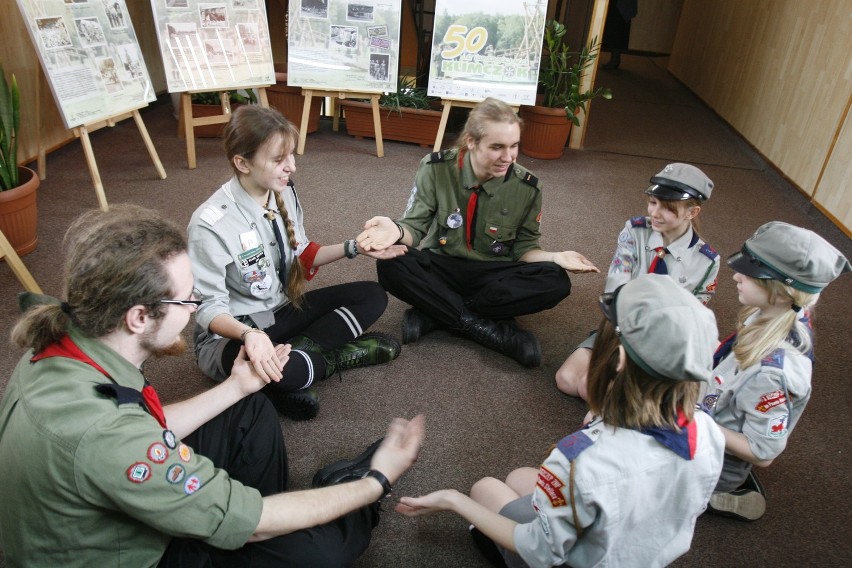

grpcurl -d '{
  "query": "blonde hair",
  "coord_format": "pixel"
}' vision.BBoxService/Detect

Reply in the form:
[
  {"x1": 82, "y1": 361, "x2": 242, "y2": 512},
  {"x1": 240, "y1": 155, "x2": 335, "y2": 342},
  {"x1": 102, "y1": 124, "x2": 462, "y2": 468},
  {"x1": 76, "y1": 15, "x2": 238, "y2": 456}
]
[
  {"x1": 657, "y1": 196, "x2": 704, "y2": 236},
  {"x1": 733, "y1": 278, "x2": 817, "y2": 368},
  {"x1": 586, "y1": 318, "x2": 699, "y2": 430},
  {"x1": 224, "y1": 106, "x2": 306, "y2": 308},
  {"x1": 456, "y1": 97, "x2": 522, "y2": 149}
]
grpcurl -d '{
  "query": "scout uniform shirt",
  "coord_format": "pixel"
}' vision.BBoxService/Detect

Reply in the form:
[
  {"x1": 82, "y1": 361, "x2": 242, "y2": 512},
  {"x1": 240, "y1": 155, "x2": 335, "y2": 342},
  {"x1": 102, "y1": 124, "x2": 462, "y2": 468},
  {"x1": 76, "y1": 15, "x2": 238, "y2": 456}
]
[
  {"x1": 0, "y1": 326, "x2": 262, "y2": 567},
  {"x1": 606, "y1": 217, "x2": 719, "y2": 304},
  {"x1": 188, "y1": 176, "x2": 312, "y2": 381},
  {"x1": 701, "y1": 313, "x2": 814, "y2": 491},
  {"x1": 398, "y1": 149, "x2": 543, "y2": 262},
  {"x1": 513, "y1": 413, "x2": 724, "y2": 568}
]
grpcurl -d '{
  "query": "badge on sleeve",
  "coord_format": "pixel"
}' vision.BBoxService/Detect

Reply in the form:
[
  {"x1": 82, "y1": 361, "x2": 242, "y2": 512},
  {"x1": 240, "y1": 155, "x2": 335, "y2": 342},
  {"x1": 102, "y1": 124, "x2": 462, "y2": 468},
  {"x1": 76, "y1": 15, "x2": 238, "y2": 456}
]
[
  {"x1": 127, "y1": 462, "x2": 152, "y2": 484},
  {"x1": 536, "y1": 466, "x2": 567, "y2": 508},
  {"x1": 184, "y1": 475, "x2": 202, "y2": 495},
  {"x1": 768, "y1": 414, "x2": 789, "y2": 438},
  {"x1": 166, "y1": 464, "x2": 187, "y2": 484},
  {"x1": 163, "y1": 430, "x2": 177, "y2": 449},
  {"x1": 147, "y1": 442, "x2": 169, "y2": 464},
  {"x1": 178, "y1": 443, "x2": 192, "y2": 462}
]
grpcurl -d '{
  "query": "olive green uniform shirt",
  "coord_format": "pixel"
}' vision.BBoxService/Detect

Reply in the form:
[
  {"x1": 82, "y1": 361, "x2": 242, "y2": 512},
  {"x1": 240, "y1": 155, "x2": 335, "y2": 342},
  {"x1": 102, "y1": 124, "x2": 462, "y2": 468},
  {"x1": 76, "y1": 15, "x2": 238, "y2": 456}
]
[
  {"x1": 399, "y1": 149, "x2": 543, "y2": 262},
  {"x1": 0, "y1": 327, "x2": 262, "y2": 567}
]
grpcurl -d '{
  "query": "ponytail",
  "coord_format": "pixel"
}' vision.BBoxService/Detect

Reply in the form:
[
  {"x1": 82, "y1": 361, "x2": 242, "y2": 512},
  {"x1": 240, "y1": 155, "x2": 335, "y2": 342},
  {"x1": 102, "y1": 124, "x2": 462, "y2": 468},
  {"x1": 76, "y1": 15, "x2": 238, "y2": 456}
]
[{"x1": 11, "y1": 304, "x2": 72, "y2": 354}]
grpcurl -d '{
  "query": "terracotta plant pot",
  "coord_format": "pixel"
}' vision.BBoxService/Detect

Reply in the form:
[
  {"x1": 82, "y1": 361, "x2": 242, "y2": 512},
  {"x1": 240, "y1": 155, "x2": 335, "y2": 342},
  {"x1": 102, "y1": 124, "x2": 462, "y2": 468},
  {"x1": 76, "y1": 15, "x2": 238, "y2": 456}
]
[
  {"x1": 338, "y1": 99, "x2": 442, "y2": 147},
  {"x1": 0, "y1": 166, "x2": 39, "y2": 256},
  {"x1": 519, "y1": 105, "x2": 573, "y2": 160},
  {"x1": 267, "y1": 83, "x2": 322, "y2": 133}
]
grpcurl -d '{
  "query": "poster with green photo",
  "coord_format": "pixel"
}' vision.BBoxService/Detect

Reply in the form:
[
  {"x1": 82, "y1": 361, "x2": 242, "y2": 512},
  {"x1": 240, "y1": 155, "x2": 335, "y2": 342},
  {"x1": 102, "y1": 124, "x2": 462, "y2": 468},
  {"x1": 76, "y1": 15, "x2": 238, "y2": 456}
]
[
  {"x1": 427, "y1": 0, "x2": 546, "y2": 104},
  {"x1": 287, "y1": 0, "x2": 401, "y2": 93},
  {"x1": 15, "y1": 0, "x2": 155, "y2": 128},
  {"x1": 149, "y1": 0, "x2": 275, "y2": 93}
]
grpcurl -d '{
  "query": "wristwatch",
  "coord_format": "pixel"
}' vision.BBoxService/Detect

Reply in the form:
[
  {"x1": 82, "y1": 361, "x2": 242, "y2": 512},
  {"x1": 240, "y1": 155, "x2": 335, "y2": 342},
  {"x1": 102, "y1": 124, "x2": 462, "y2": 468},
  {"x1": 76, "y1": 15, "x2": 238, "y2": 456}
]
[{"x1": 362, "y1": 469, "x2": 392, "y2": 498}]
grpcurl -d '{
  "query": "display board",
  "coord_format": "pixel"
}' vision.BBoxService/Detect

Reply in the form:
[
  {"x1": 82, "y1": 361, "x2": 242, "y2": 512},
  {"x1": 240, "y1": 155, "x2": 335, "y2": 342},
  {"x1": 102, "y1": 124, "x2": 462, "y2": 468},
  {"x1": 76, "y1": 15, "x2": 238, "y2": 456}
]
[
  {"x1": 15, "y1": 0, "x2": 156, "y2": 129},
  {"x1": 149, "y1": 0, "x2": 275, "y2": 93},
  {"x1": 287, "y1": 0, "x2": 401, "y2": 93},
  {"x1": 427, "y1": 0, "x2": 546, "y2": 105}
]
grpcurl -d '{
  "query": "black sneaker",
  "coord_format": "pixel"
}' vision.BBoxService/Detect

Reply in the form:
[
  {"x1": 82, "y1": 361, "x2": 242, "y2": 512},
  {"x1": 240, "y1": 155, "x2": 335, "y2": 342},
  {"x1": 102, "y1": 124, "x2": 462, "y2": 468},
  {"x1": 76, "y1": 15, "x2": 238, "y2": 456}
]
[
  {"x1": 707, "y1": 471, "x2": 767, "y2": 521},
  {"x1": 267, "y1": 388, "x2": 319, "y2": 421},
  {"x1": 312, "y1": 437, "x2": 384, "y2": 487}
]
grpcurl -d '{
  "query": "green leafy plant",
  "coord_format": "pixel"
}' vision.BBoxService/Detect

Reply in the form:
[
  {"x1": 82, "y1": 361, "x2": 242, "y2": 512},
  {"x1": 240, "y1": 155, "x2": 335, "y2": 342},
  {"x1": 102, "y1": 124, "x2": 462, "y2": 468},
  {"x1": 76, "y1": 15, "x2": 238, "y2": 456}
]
[
  {"x1": 379, "y1": 75, "x2": 439, "y2": 115},
  {"x1": 190, "y1": 89, "x2": 258, "y2": 106},
  {"x1": 538, "y1": 20, "x2": 612, "y2": 126},
  {"x1": 0, "y1": 63, "x2": 21, "y2": 190}
]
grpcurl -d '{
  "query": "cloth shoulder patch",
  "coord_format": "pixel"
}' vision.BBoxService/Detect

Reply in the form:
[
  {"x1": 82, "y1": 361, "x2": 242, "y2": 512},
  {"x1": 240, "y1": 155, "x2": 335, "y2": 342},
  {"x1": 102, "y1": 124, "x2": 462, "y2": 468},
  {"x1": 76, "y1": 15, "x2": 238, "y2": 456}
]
[
  {"x1": 761, "y1": 348, "x2": 785, "y2": 370},
  {"x1": 95, "y1": 383, "x2": 144, "y2": 406},
  {"x1": 199, "y1": 205, "x2": 225, "y2": 226},
  {"x1": 555, "y1": 429, "x2": 597, "y2": 461},
  {"x1": 630, "y1": 215, "x2": 649, "y2": 228},
  {"x1": 517, "y1": 170, "x2": 539, "y2": 188},
  {"x1": 699, "y1": 242, "x2": 719, "y2": 260},
  {"x1": 755, "y1": 389, "x2": 788, "y2": 413},
  {"x1": 536, "y1": 465, "x2": 567, "y2": 508},
  {"x1": 428, "y1": 151, "x2": 447, "y2": 164}
]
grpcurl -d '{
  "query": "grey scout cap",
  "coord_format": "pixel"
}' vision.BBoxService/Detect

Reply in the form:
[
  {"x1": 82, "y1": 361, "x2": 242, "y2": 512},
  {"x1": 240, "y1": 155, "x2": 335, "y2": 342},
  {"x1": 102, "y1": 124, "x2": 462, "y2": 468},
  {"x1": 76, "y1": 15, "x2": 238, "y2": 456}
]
[
  {"x1": 645, "y1": 163, "x2": 713, "y2": 201},
  {"x1": 727, "y1": 221, "x2": 851, "y2": 293},
  {"x1": 613, "y1": 274, "x2": 718, "y2": 382}
]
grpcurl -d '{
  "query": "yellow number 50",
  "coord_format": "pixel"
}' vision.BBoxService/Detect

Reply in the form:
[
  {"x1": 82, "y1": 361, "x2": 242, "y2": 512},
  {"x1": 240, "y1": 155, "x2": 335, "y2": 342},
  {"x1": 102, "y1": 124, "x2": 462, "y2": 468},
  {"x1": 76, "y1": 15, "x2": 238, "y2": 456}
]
[{"x1": 441, "y1": 24, "x2": 488, "y2": 59}]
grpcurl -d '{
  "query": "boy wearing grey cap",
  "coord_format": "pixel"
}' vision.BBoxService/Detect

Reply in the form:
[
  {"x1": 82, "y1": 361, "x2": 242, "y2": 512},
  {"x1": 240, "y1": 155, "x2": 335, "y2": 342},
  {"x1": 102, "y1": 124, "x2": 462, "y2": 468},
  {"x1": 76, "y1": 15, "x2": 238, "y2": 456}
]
[
  {"x1": 557, "y1": 162, "x2": 720, "y2": 399},
  {"x1": 396, "y1": 275, "x2": 725, "y2": 568},
  {"x1": 705, "y1": 221, "x2": 851, "y2": 521}
]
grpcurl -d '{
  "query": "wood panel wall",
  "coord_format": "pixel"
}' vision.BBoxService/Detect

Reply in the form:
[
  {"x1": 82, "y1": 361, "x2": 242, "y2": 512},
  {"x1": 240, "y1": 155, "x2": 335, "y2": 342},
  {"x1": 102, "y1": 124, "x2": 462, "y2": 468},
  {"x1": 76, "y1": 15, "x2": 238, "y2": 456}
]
[{"x1": 669, "y1": 0, "x2": 852, "y2": 233}]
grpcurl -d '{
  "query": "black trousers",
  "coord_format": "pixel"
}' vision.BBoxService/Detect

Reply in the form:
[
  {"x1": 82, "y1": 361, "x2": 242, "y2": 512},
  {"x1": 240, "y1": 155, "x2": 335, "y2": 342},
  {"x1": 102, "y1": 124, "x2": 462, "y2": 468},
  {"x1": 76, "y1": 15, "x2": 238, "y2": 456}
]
[
  {"x1": 376, "y1": 248, "x2": 571, "y2": 324},
  {"x1": 159, "y1": 394, "x2": 378, "y2": 568}
]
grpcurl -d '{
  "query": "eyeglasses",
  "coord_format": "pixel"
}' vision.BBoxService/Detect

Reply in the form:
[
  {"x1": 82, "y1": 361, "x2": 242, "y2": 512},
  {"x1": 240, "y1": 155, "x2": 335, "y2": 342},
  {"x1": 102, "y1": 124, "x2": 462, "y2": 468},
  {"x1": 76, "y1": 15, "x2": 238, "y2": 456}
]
[
  {"x1": 598, "y1": 285, "x2": 624, "y2": 335},
  {"x1": 159, "y1": 288, "x2": 203, "y2": 310}
]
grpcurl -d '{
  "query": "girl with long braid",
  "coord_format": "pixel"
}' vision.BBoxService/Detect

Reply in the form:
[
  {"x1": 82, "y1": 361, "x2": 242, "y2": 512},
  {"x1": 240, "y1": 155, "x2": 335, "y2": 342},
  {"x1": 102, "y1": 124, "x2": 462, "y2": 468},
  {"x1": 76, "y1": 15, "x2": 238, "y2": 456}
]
[{"x1": 188, "y1": 106, "x2": 405, "y2": 421}]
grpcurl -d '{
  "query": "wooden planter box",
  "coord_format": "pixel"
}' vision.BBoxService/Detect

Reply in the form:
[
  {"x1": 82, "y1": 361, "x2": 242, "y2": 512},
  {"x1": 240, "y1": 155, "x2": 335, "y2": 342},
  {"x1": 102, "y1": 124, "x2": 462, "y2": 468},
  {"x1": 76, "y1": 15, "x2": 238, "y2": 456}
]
[
  {"x1": 267, "y1": 82, "x2": 322, "y2": 134},
  {"x1": 338, "y1": 99, "x2": 442, "y2": 147}
]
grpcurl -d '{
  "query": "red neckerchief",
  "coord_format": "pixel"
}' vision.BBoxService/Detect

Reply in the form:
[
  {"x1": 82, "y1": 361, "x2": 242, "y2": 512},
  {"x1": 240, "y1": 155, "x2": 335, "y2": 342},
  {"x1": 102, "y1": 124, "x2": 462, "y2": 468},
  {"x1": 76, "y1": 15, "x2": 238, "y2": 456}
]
[
  {"x1": 459, "y1": 150, "x2": 482, "y2": 250},
  {"x1": 640, "y1": 409, "x2": 697, "y2": 460},
  {"x1": 32, "y1": 335, "x2": 168, "y2": 428}
]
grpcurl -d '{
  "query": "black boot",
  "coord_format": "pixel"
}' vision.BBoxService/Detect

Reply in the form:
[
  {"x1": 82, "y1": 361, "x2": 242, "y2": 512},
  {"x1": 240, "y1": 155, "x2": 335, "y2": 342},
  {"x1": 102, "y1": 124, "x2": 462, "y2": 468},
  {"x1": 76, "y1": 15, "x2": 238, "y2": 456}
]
[
  {"x1": 290, "y1": 332, "x2": 402, "y2": 379},
  {"x1": 402, "y1": 307, "x2": 443, "y2": 344},
  {"x1": 452, "y1": 312, "x2": 542, "y2": 367},
  {"x1": 266, "y1": 388, "x2": 320, "y2": 421}
]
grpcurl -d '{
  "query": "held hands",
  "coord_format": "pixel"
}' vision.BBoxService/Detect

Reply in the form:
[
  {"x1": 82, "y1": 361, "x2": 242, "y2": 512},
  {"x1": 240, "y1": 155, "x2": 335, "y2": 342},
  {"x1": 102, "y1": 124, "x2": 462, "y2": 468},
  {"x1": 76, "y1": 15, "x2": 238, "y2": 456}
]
[
  {"x1": 370, "y1": 415, "x2": 426, "y2": 485},
  {"x1": 357, "y1": 216, "x2": 399, "y2": 252},
  {"x1": 229, "y1": 345, "x2": 290, "y2": 396},
  {"x1": 554, "y1": 251, "x2": 600, "y2": 273},
  {"x1": 243, "y1": 331, "x2": 287, "y2": 382},
  {"x1": 360, "y1": 244, "x2": 408, "y2": 260}
]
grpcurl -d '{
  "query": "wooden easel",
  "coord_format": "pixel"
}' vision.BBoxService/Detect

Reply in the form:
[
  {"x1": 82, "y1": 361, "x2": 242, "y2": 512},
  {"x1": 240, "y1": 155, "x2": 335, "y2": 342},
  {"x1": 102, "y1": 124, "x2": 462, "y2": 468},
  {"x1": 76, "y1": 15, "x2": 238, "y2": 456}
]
[
  {"x1": 72, "y1": 106, "x2": 167, "y2": 211},
  {"x1": 297, "y1": 89, "x2": 384, "y2": 158},
  {"x1": 0, "y1": 229, "x2": 42, "y2": 293},
  {"x1": 178, "y1": 86, "x2": 271, "y2": 169},
  {"x1": 433, "y1": 99, "x2": 520, "y2": 151}
]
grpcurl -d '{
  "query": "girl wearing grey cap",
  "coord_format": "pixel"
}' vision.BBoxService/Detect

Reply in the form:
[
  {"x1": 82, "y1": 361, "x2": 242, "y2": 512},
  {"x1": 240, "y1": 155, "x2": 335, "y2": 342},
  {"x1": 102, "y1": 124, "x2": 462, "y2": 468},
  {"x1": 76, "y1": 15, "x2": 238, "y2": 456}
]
[
  {"x1": 396, "y1": 275, "x2": 725, "y2": 568},
  {"x1": 705, "y1": 221, "x2": 850, "y2": 521},
  {"x1": 556, "y1": 162, "x2": 720, "y2": 400}
]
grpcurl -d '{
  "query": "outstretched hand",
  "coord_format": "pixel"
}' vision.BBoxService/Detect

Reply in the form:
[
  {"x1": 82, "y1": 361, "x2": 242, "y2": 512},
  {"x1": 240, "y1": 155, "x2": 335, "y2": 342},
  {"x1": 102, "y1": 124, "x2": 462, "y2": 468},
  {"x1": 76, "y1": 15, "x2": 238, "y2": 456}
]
[
  {"x1": 395, "y1": 489, "x2": 461, "y2": 517},
  {"x1": 370, "y1": 414, "x2": 425, "y2": 485},
  {"x1": 357, "y1": 216, "x2": 400, "y2": 252},
  {"x1": 553, "y1": 251, "x2": 600, "y2": 273},
  {"x1": 360, "y1": 244, "x2": 407, "y2": 260}
]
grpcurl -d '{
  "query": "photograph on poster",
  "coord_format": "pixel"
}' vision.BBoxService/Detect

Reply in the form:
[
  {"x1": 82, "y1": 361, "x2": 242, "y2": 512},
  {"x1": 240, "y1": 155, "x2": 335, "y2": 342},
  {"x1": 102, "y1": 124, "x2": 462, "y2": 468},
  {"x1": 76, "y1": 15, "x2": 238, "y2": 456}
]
[
  {"x1": 166, "y1": 0, "x2": 190, "y2": 8},
  {"x1": 287, "y1": 0, "x2": 401, "y2": 92},
  {"x1": 301, "y1": 0, "x2": 328, "y2": 19},
  {"x1": 102, "y1": 1, "x2": 126, "y2": 29},
  {"x1": 96, "y1": 56, "x2": 123, "y2": 93},
  {"x1": 236, "y1": 22, "x2": 261, "y2": 53},
  {"x1": 74, "y1": 17, "x2": 107, "y2": 47},
  {"x1": 199, "y1": 4, "x2": 228, "y2": 28},
  {"x1": 37, "y1": 17, "x2": 74, "y2": 50},
  {"x1": 233, "y1": 0, "x2": 259, "y2": 9},
  {"x1": 114, "y1": 43, "x2": 145, "y2": 79},
  {"x1": 427, "y1": 0, "x2": 545, "y2": 104}
]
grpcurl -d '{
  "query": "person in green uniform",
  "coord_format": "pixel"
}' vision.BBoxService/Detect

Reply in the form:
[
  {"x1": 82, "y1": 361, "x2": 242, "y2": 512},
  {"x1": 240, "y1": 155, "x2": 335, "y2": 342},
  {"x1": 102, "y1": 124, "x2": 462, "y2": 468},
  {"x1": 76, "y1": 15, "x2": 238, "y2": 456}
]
[
  {"x1": 0, "y1": 204, "x2": 424, "y2": 568},
  {"x1": 357, "y1": 97, "x2": 599, "y2": 367}
]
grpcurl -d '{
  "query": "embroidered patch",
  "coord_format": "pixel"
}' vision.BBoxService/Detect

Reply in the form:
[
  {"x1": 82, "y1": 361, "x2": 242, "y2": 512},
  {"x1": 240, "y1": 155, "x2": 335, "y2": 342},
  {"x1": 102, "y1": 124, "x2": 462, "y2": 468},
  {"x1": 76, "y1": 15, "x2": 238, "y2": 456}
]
[
  {"x1": 127, "y1": 462, "x2": 152, "y2": 484},
  {"x1": 535, "y1": 210, "x2": 542, "y2": 223},
  {"x1": 184, "y1": 475, "x2": 202, "y2": 495},
  {"x1": 756, "y1": 390, "x2": 788, "y2": 413},
  {"x1": 767, "y1": 414, "x2": 789, "y2": 438},
  {"x1": 536, "y1": 466, "x2": 567, "y2": 508},
  {"x1": 178, "y1": 444, "x2": 192, "y2": 462},
  {"x1": 761, "y1": 349, "x2": 785, "y2": 370},
  {"x1": 147, "y1": 442, "x2": 169, "y2": 464},
  {"x1": 166, "y1": 464, "x2": 187, "y2": 484},
  {"x1": 163, "y1": 430, "x2": 177, "y2": 449},
  {"x1": 630, "y1": 216, "x2": 648, "y2": 228},
  {"x1": 706, "y1": 279, "x2": 718, "y2": 293},
  {"x1": 703, "y1": 393, "x2": 719, "y2": 409}
]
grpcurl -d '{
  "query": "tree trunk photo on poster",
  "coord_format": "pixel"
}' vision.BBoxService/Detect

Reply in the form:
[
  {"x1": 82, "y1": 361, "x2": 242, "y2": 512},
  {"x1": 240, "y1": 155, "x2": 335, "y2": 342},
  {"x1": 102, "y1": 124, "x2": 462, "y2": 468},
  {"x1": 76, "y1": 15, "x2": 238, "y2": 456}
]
[
  {"x1": 14, "y1": 0, "x2": 155, "y2": 128},
  {"x1": 286, "y1": 0, "x2": 401, "y2": 93},
  {"x1": 427, "y1": 0, "x2": 546, "y2": 105}
]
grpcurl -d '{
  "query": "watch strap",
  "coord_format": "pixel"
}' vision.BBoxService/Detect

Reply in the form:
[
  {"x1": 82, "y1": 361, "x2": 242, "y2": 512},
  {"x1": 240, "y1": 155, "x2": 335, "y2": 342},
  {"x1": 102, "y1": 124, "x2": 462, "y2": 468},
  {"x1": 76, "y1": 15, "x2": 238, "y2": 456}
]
[{"x1": 363, "y1": 469, "x2": 392, "y2": 498}]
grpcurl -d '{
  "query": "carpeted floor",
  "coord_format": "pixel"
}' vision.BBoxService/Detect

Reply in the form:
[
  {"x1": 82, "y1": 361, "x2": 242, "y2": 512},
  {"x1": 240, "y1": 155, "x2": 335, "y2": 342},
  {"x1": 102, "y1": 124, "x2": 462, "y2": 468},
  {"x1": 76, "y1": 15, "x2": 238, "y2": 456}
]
[{"x1": 1, "y1": 55, "x2": 850, "y2": 567}]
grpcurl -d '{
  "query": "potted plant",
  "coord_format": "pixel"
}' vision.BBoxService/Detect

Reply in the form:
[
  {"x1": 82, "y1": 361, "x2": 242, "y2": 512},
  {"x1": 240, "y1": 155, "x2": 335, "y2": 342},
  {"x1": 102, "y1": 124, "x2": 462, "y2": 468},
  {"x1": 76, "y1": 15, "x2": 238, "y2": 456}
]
[
  {"x1": 520, "y1": 20, "x2": 612, "y2": 159},
  {"x1": 338, "y1": 75, "x2": 443, "y2": 147},
  {"x1": 180, "y1": 89, "x2": 258, "y2": 138},
  {"x1": 0, "y1": 63, "x2": 39, "y2": 256}
]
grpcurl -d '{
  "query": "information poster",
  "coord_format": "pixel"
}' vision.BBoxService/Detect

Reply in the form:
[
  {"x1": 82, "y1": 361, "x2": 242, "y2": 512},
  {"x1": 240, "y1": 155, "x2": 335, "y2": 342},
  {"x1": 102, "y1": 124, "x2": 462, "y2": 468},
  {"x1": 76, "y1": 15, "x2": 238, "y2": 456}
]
[
  {"x1": 287, "y1": 0, "x2": 401, "y2": 93},
  {"x1": 427, "y1": 0, "x2": 545, "y2": 105},
  {"x1": 149, "y1": 0, "x2": 275, "y2": 93},
  {"x1": 15, "y1": 0, "x2": 155, "y2": 129}
]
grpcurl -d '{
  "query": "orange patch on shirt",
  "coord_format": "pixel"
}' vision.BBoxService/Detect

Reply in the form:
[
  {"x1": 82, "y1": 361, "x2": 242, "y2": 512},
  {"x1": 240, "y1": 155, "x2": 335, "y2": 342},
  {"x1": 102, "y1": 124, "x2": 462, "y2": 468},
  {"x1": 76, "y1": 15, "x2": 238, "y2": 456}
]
[{"x1": 537, "y1": 466, "x2": 567, "y2": 508}]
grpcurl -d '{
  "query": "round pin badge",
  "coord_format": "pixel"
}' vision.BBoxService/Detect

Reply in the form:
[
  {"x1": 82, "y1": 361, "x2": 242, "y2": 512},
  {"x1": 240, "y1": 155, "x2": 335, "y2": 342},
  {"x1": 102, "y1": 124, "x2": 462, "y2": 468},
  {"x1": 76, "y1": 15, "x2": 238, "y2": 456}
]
[
  {"x1": 250, "y1": 274, "x2": 273, "y2": 298},
  {"x1": 446, "y1": 211, "x2": 463, "y2": 229},
  {"x1": 490, "y1": 242, "x2": 505, "y2": 255}
]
